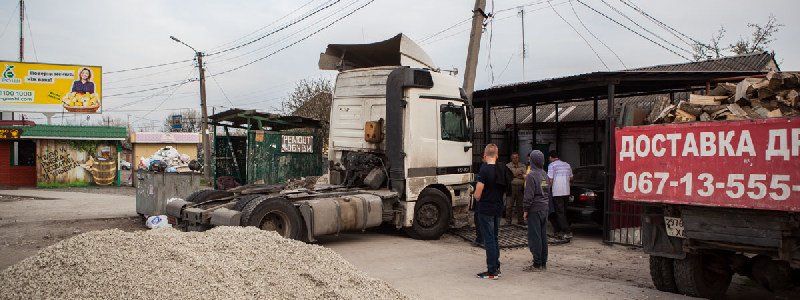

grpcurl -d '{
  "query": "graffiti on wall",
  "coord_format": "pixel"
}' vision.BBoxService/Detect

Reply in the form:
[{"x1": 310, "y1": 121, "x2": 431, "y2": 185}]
[{"x1": 37, "y1": 146, "x2": 79, "y2": 181}]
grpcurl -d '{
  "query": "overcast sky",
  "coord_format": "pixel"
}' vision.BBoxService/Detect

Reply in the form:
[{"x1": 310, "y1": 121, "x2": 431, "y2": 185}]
[{"x1": 1, "y1": 0, "x2": 798, "y2": 129}]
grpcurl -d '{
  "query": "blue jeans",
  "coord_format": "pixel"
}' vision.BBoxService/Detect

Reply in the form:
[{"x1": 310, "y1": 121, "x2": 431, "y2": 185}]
[
  {"x1": 476, "y1": 213, "x2": 501, "y2": 274},
  {"x1": 474, "y1": 212, "x2": 483, "y2": 244},
  {"x1": 527, "y1": 210, "x2": 549, "y2": 266}
]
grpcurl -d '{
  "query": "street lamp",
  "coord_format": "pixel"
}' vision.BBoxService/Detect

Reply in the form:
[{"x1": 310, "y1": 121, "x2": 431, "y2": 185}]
[{"x1": 170, "y1": 35, "x2": 212, "y2": 185}]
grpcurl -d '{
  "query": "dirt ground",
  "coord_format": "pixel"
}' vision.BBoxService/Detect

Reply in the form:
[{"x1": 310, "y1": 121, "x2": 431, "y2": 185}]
[{"x1": 0, "y1": 187, "x2": 784, "y2": 299}]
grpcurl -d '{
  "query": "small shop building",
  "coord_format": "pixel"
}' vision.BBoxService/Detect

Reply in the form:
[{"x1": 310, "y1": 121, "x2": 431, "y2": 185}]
[{"x1": 0, "y1": 123, "x2": 127, "y2": 187}]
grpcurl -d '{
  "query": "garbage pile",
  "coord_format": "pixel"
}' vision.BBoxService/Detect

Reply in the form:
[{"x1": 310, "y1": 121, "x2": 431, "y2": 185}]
[
  {"x1": 138, "y1": 146, "x2": 201, "y2": 173},
  {"x1": 650, "y1": 71, "x2": 800, "y2": 124},
  {"x1": 0, "y1": 227, "x2": 408, "y2": 300}
]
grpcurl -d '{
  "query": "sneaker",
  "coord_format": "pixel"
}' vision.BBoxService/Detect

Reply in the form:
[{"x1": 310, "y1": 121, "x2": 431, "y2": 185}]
[
  {"x1": 522, "y1": 264, "x2": 546, "y2": 272},
  {"x1": 564, "y1": 232, "x2": 573, "y2": 240},
  {"x1": 477, "y1": 271, "x2": 501, "y2": 280}
]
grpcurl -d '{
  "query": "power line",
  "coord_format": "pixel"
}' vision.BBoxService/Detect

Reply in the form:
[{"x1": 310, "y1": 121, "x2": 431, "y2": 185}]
[
  {"x1": 205, "y1": 0, "x2": 363, "y2": 65},
  {"x1": 104, "y1": 59, "x2": 194, "y2": 74},
  {"x1": 205, "y1": 66, "x2": 235, "y2": 106},
  {"x1": 139, "y1": 80, "x2": 188, "y2": 119},
  {"x1": 210, "y1": 0, "x2": 375, "y2": 77},
  {"x1": 569, "y1": 0, "x2": 626, "y2": 69},
  {"x1": 0, "y1": 2, "x2": 18, "y2": 40},
  {"x1": 104, "y1": 63, "x2": 194, "y2": 84},
  {"x1": 104, "y1": 79, "x2": 195, "y2": 98},
  {"x1": 616, "y1": 0, "x2": 701, "y2": 47},
  {"x1": 549, "y1": 0, "x2": 609, "y2": 70},
  {"x1": 598, "y1": 0, "x2": 693, "y2": 56},
  {"x1": 207, "y1": 0, "x2": 320, "y2": 51},
  {"x1": 206, "y1": 0, "x2": 341, "y2": 56},
  {"x1": 575, "y1": 0, "x2": 691, "y2": 61},
  {"x1": 23, "y1": 2, "x2": 36, "y2": 61}
]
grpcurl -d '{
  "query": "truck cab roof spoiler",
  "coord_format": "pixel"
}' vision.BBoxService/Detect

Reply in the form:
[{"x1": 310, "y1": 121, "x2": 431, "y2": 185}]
[{"x1": 318, "y1": 33, "x2": 437, "y2": 71}]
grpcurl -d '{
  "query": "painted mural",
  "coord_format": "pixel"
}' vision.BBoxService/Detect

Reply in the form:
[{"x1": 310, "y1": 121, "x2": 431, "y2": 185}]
[{"x1": 35, "y1": 140, "x2": 117, "y2": 186}]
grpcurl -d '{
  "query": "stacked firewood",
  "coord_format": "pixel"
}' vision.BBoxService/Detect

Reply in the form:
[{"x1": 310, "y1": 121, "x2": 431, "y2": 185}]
[{"x1": 650, "y1": 71, "x2": 800, "y2": 124}]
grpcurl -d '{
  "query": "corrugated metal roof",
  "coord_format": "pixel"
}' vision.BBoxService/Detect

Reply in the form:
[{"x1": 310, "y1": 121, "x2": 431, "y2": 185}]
[
  {"x1": 20, "y1": 125, "x2": 127, "y2": 140},
  {"x1": 628, "y1": 52, "x2": 777, "y2": 72}
]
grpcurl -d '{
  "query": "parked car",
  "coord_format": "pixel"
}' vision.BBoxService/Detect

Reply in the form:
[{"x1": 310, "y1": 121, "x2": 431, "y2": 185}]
[{"x1": 566, "y1": 165, "x2": 606, "y2": 225}]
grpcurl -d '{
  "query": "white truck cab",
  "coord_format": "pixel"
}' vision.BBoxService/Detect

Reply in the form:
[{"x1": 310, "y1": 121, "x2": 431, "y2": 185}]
[{"x1": 322, "y1": 34, "x2": 474, "y2": 238}]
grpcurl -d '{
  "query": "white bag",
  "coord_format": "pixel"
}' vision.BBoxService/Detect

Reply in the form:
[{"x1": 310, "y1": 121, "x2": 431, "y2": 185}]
[{"x1": 145, "y1": 215, "x2": 172, "y2": 229}]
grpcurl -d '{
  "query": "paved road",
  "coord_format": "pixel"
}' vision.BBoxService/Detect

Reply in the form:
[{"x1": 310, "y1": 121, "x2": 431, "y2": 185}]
[{"x1": 0, "y1": 189, "x2": 136, "y2": 225}]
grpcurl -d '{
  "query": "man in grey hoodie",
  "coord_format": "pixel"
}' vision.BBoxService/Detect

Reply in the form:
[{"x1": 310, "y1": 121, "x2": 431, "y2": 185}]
[{"x1": 523, "y1": 150, "x2": 550, "y2": 272}]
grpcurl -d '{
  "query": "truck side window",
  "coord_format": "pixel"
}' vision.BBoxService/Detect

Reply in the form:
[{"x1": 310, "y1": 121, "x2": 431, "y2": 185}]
[{"x1": 440, "y1": 104, "x2": 469, "y2": 142}]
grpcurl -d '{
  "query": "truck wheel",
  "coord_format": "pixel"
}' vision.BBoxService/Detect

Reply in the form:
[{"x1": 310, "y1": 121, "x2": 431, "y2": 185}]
[
  {"x1": 240, "y1": 197, "x2": 303, "y2": 240},
  {"x1": 673, "y1": 253, "x2": 732, "y2": 298},
  {"x1": 405, "y1": 188, "x2": 451, "y2": 240},
  {"x1": 649, "y1": 256, "x2": 679, "y2": 293},
  {"x1": 185, "y1": 189, "x2": 232, "y2": 203},
  {"x1": 233, "y1": 194, "x2": 263, "y2": 211}
]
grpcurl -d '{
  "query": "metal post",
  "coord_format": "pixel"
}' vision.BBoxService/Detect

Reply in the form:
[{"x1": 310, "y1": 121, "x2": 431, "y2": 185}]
[
  {"x1": 18, "y1": 0, "x2": 24, "y2": 62},
  {"x1": 518, "y1": 7, "x2": 526, "y2": 81},
  {"x1": 462, "y1": 0, "x2": 487, "y2": 104},
  {"x1": 512, "y1": 104, "x2": 518, "y2": 153},
  {"x1": 555, "y1": 103, "x2": 560, "y2": 153},
  {"x1": 593, "y1": 96, "x2": 599, "y2": 164},
  {"x1": 531, "y1": 101, "x2": 537, "y2": 147},
  {"x1": 603, "y1": 83, "x2": 616, "y2": 244},
  {"x1": 197, "y1": 52, "x2": 212, "y2": 185},
  {"x1": 483, "y1": 97, "x2": 490, "y2": 146}
]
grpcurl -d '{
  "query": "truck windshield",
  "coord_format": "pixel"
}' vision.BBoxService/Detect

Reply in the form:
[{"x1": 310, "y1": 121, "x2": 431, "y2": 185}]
[{"x1": 440, "y1": 104, "x2": 469, "y2": 142}]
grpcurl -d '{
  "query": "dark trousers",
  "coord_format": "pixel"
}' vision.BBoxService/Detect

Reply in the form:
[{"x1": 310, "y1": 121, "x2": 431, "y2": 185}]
[
  {"x1": 552, "y1": 195, "x2": 571, "y2": 234},
  {"x1": 506, "y1": 184, "x2": 524, "y2": 223},
  {"x1": 527, "y1": 209, "x2": 549, "y2": 266},
  {"x1": 476, "y1": 213, "x2": 501, "y2": 274}
]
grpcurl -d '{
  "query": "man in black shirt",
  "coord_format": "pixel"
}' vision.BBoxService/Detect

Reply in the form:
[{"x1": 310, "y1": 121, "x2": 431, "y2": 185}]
[{"x1": 474, "y1": 144, "x2": 505, "y2": 280}]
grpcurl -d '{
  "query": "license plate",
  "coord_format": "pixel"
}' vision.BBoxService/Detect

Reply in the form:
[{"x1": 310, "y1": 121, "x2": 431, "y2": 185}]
[{"x1": 664, "y1": 217, "x2": 685, "y2": 238}]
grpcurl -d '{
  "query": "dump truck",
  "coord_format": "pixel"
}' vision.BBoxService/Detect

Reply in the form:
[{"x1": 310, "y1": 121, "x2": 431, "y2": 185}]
[
  {"x1": 166, "y1": 34, "x2": 474, "y2": 241},
  {"x1": 615, "y1": 113, "x2": 800, "y2": 297}
]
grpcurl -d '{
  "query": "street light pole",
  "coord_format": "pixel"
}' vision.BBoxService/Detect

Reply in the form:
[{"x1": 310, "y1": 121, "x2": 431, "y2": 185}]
[{"x1": 170, "y1": 35, "x2": 212, "y2": 185}]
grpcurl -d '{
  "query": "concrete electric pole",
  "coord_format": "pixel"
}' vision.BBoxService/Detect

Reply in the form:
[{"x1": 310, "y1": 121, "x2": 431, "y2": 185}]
[
  {"x1": 171, "y1": 35, "x2": 212, "y2": 185},
  {"x1": 462, "y1": 0, "x2": 486, "y2": 105}
]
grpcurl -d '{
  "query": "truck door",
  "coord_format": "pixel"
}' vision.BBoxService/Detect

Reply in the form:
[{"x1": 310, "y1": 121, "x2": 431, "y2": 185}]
[{"x1": 436, "y1": 101, "x2": 472, "y2": 174}]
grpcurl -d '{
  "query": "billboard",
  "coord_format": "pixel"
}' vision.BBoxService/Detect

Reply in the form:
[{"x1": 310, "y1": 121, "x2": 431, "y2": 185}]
[
  {"x1": 614, "y1": 117, "x2": 800, "y2": 212},
  {"x1": 0, "y1": 61, "x2": 102, "y2": 114}
]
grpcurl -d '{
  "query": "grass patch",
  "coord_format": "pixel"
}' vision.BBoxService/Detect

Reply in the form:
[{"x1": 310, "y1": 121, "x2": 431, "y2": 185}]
[{"x1": 37, "y1": 181, "x2": 91, "y2": 188}]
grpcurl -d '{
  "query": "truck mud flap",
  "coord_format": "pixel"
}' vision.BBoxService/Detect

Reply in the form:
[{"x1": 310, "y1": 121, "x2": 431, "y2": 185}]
[{"x1": 642, "y1": 206, "x2": 685, "y2": 259}]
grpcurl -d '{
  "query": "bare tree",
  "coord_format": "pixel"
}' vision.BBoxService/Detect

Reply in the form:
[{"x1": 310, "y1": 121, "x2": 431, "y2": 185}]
[
  {"x1": 162, "y1": 109, "x2": 201, "y2": 132},
  {"x1": 692, "y1": 15, "x2": 783, "y2": 61},
  {"x1": 276, "y1": 78, "x2": 333, "y2": 139}
]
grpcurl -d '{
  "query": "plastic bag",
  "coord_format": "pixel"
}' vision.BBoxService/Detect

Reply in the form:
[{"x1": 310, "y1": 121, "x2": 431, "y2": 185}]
[{"x1": 145, "y1": 215, "x2": 172, "y2": 229}]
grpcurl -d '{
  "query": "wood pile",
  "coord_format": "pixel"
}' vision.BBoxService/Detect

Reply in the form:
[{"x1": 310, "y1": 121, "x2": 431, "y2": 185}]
[{"x1": 651, "y1": 71, "x2": 800, "y2": 124}]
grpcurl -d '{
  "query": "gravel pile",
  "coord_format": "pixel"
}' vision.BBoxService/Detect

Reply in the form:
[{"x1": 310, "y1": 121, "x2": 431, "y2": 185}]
[{"x1": 0, "y1": 227, "x2": 408, "y2": 300}]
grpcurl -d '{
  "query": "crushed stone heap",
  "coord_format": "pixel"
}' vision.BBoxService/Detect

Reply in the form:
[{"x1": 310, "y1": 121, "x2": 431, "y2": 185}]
[{"x1": 0, "y1": 227, "x2": 408, "y2": 300}]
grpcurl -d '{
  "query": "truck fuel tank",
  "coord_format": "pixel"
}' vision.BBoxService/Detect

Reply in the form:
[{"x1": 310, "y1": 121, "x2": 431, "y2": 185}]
[{"x1": 297, "y1": 193, "x2": 383, "y2": 237}]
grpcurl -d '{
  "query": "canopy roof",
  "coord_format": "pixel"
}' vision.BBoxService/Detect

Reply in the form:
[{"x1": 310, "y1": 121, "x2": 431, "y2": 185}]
[
  {"x1": 208, "y1": 109, "x2": 322, "y2": 131},
  {"x1": 473, "y1": 71, "x2": 766, "y2": 108}
]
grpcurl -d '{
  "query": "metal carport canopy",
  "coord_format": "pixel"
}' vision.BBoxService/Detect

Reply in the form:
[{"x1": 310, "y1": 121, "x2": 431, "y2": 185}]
[{"x1": 473, "y1": 71, "x2": 766, "y2": 107}]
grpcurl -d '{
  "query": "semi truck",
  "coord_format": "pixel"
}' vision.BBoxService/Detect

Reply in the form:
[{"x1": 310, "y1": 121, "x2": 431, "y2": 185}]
[
  {"x1": 615, "y1": 114, "x2": 800, "y2": 297},
  {"x1": 166, "y1": 34, "x2": 474, "y2": 241}
]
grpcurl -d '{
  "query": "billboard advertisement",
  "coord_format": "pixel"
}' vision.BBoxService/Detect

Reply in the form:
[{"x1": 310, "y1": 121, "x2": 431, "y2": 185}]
[
  {"x1": 614, "y1": 117, "x2": 800, "y2": 212},
  {"x1": 0, "y1": 61, "x2": 102, "y2": 114}
]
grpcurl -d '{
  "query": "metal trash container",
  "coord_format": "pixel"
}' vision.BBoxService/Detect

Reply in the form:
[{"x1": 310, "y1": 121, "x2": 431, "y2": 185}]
[{"x1": 136, "y1": 170, "x2": 203, "y2": 216}]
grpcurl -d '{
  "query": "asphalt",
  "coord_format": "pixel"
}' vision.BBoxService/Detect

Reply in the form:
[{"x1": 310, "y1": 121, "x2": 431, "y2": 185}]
[{"x1": 0, "y1": 189, "x2": 137, "y2": 225}]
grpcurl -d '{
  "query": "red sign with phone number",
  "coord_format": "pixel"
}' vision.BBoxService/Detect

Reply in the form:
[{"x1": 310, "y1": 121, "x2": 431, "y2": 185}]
[{"x1": 614, "y1": 117, "x2": 800, "y2": 212}]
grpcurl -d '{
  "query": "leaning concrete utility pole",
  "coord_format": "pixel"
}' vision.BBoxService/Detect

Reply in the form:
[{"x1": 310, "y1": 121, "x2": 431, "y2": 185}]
[
  {"x1": 19, "y1": 0, "x2": 24, "y2": 62},
  {"x1": 171, "y1": 35, "x2": 212, "y2": 184},
  {"x1": 462, "y1": 0, "x2": 486, "y2": 104},
  {"x1": 196, "y1": 52, "x2": 212, "y2": 185}
]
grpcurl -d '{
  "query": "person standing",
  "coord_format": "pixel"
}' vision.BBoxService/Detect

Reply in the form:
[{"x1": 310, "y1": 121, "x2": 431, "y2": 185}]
[
  {"x1": 474, "y1": 144, "x2": 505, "y2": 279},
  {"x1": 547, "y1": 150, "x2": 573, "y2": 240},
  {"x1": 506, "y1": 152, "x2": 526, "y2": 225},
  {"x1": 523, "y1": 150, "x2": 550, "y2": 271}
]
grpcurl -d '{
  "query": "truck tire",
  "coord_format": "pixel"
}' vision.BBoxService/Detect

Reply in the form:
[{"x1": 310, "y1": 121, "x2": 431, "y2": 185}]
[
  {"x1": 673, "y1": 253, "x2": 732, "y2": 299},
  {"x1": 240, "y1": 197, "x2": 303, "y2": 240},
  {"x1": 405, "y1": 188, "x2": 451, "y2": 240},
  {"x1": 185, "y1": 189, "x2": 232, "y2": 203},
  {"x1": 649, "y1": 256, "x2": 679, "y2": 293},
  {"x1": 233, "y1": 194, "x2": 263, "y2": 211}
]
